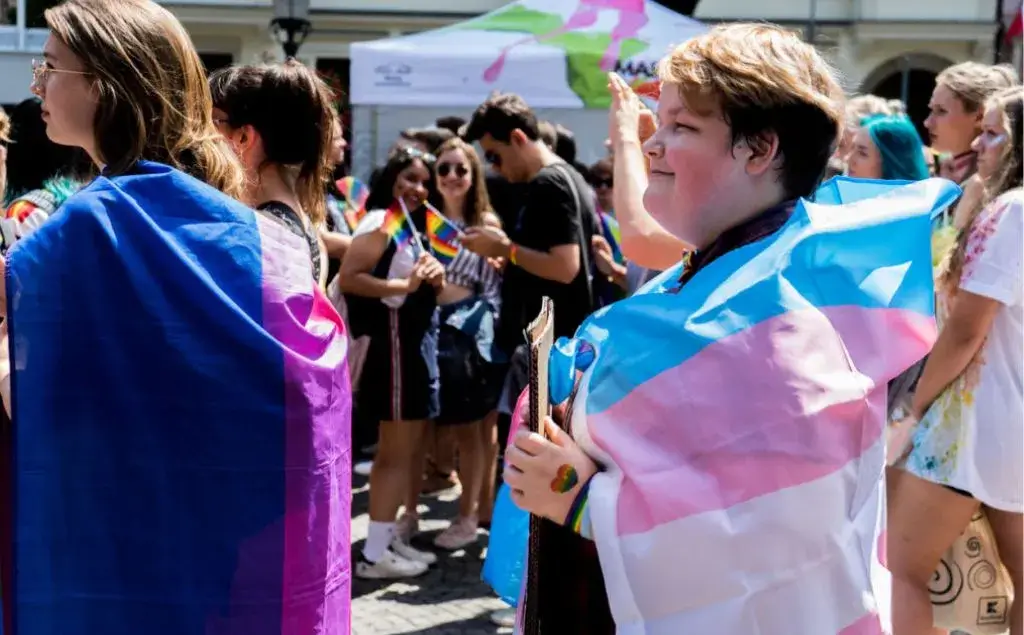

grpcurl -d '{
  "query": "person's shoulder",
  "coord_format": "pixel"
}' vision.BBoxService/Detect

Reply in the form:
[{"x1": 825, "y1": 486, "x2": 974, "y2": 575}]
[
  {"x1": 529, "y1": 164, "x2": 576, "y2": 196},
  {"x1": 993, "y1": 188, "x2": 1024, "y2": 213},
  {"x1": 354, "y1": 209, "x2": 388, "y2": 236}
]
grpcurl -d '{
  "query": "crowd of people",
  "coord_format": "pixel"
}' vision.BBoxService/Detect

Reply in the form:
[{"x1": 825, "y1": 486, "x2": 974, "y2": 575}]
[{"x1": 0, "y1": 0, "x2": 1019, "y2": 633}]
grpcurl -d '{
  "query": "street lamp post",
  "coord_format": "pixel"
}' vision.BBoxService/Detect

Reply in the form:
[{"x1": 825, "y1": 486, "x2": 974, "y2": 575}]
[
  {"x1": 271, "y1": 0, "x2": 311, "y2": 59},
  {"x1": 805, "y1": 0, "x2": 819, "y2": 44}
]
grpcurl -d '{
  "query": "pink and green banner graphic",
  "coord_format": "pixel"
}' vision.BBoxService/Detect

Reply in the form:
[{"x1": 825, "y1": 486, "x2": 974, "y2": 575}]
[{"x1": 351, "y1": 0, "x2": 705, "y2": 109}]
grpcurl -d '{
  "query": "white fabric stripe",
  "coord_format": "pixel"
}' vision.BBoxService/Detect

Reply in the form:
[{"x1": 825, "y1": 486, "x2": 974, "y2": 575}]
[
  {"x1": 388, "y1": 308, "x2": 402, "y2": 421},
  {"x1": 604, "y1": 435, "x2": 887, "y2": 634}
]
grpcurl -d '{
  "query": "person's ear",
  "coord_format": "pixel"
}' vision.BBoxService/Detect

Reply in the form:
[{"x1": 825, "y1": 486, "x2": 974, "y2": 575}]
[
  {"x1": 510, "y1": 128, "x2": 529, "y2": 147},
  {"x1": 230, "y1": 124, "x2": 261, "y2": 160},
  {"x1": 740, "y1": 131, "x2": 781, "y2": 177}
]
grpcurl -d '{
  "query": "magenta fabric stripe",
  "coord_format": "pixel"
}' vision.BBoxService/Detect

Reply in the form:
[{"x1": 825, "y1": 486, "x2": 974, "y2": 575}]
[
  {"x1": 256, "y1": 216, "x2": 352, "y2": 635},
  {"x1": 587, "y1": 306, "x2": 934, "y2": 536}
]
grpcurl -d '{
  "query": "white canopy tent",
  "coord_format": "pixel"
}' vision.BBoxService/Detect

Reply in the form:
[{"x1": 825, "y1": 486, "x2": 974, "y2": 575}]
[{"x1": 348, "y1": 0, "x2": 706, "y2": 178}]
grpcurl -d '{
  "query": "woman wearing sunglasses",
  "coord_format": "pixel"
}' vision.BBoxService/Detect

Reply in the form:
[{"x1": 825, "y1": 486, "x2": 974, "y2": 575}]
[{"x1": 420, "y1": 137, "x2": 504, "y2": 551}]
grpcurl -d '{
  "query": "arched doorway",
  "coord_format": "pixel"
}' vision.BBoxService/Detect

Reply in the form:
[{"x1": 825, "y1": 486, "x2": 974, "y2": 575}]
[{"x1": 860, "y1": 53, "x2": 953, "y2": 143}]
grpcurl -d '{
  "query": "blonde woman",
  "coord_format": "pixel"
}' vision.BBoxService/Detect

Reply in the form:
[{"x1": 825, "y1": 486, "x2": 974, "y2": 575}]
[
  {"x1": 925, "y1": 62, "x2": 1018, "y2": 227},
  {"x1": 889, "y1": 87, "x2": 1024, "y2": 635}
]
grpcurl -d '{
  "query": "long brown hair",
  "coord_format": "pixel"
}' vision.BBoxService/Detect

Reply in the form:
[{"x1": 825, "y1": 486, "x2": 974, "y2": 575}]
[
  {"x1": 430, "y1": 137, "x2": 492, "y2": 227},
  {"x1": 940, "y1": 86, "x2": 1023, "y2": 296},
  {"x1": 209, "y1": 60, "x2": 336, "y2": 225},
  {"x1": 45, "y1": 0, "x2": 245, "y2": 199}
]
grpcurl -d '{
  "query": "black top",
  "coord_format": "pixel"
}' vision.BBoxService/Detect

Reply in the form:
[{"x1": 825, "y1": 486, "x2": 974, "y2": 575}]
[
  {"x1": 485, "y1": 173, "x2": 527, "y2": 231},
  {"x1": 256, "y1": 200, "x2": 323, "y2": 285},
  {"x1": 496, "y1": 163, "x2": 598, "y2": 354},
  {"x1": 343, "y1": 208, "x2": 437, "y2": 340}
]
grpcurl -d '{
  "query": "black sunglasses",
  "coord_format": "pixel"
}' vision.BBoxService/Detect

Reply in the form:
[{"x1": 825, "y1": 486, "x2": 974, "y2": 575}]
[
  {"x1": 484, "y1": 151, "x2": 502, "y2": 168},
  {"x1": 592, "y1": 177, "x2": 613, "y2": 189},
  {"x1": 437, "y1": 162, "x2": 470, "y2": 178}
]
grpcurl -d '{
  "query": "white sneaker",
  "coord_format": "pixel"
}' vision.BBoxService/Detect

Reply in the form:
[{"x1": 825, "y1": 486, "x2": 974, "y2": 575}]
[
  {"x1": 355, "y1": 549, "x2": 428, "y2": 579},
  {"x1": 390, "y1": 537, "x2": 438, "y2": 566},
  {"x1": 490, "y1": 607, "x2": 516, "y2": 627}
]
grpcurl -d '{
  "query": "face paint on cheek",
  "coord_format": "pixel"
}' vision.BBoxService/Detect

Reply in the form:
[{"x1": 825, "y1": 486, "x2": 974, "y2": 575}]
[{"x1": 550, "y1": 464, "x2": 579, "y2": 493}]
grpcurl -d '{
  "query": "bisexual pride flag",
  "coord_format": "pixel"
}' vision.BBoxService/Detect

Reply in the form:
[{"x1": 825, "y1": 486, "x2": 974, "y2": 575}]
[
  {"x1": 4, "y1": 161, "x2": 352, "y2": 635},
  {"x1": 549, "y1": 178, "x2": 960, "y2": 634},
  {"x1": 425, "y1": 205, "x2": 462, "y2": 266}
]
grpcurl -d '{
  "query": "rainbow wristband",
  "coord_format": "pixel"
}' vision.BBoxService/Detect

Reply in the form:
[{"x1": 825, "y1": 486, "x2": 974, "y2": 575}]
[{"x1": 565, "y1": 476, "x2": 593, "y2": 540}]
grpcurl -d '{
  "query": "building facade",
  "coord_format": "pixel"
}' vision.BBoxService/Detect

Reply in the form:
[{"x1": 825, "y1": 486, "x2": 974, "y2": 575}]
[{"x1": 0, "y1": 0, "x2": 1019, "y2": 124}]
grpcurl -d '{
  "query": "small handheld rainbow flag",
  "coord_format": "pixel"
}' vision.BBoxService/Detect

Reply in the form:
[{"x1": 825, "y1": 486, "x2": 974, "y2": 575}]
[
  {"x1": 382, "y1": 200, "x2": 416, "y2": 249},
  {"x1": 337, "y1": 176, "x2": 369, "y2": 230},
  {"x1": 425, "y1": 205, "x2": 462, "y2": 266},
  {"x1": 600, "y1": 212, "x2": 624, "y2": 264}
]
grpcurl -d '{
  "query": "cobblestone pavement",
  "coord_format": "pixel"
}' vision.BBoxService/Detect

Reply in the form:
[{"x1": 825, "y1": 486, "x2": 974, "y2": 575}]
[{"x1": 351, "y1": 472, "x2": 514, "y2": 635}]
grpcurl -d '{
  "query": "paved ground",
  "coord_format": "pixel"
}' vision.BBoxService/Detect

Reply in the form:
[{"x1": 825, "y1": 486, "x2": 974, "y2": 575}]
[{"x1": 351, "y1": 472, "x2": 513, "y2": 635}]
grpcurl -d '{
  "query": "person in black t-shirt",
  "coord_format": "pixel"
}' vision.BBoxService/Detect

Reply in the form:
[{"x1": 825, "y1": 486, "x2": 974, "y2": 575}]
[
  {"x1": 460, "y1": 93, "x2": 598, "y2": 419},
  {"x1": 461, "y1": 94, "x2": 597, "y2": 350}
]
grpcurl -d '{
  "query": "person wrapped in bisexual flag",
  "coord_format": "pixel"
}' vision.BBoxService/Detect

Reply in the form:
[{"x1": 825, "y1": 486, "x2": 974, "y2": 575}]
[
  {"x1": 0, "y1": 1, "x2": 352, "y2": 633},
  {"x1": 501, "y1": 24, "x2": 961, "y2": 635}
]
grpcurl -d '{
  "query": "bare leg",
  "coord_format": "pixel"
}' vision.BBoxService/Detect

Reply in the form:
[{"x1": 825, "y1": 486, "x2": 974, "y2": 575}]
[
  {"x1": 368, "y1": 419, "x2": 428, "y2": 522},
  {"x1": 477, "y1": 409, "x2": 500, "y2": 524},
  {"x1": 887, "y1": 468, "x2": 979, "y2": 635},
  {"x1": 402, "y1": 421, "x2": 431, "y2": 520},
  {"x1": 454, "y1": 421, "x2": 485, "y2": 520}
]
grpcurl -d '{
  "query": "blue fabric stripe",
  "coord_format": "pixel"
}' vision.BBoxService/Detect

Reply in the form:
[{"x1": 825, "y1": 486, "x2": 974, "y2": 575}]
[
  {"x1": 8, "y1": 162, "x2": 290, "y2": 635},
  {"x1": 579, "y1": 178, "x2": 960, "y2": 414}
]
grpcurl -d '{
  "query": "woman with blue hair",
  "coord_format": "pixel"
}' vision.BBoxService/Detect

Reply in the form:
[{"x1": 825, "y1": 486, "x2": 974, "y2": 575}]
[{"x1": 846, "y1": 114, "x2": 930, "y2": 181}]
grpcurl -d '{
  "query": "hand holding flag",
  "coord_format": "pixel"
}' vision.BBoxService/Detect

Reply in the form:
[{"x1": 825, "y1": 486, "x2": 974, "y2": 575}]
[
  {"x1": 425, "y1": 203, "x2": 463, "y2": 266},
  {"x1": 381, "y1": 200, "x2": 416, "y2": 249}
]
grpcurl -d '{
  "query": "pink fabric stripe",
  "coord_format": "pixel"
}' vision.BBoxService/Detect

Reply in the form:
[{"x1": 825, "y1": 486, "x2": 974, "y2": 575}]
[
  {"x1": 587, "y1": 306, "x2": 934, "y2": 537},
  {"x1": 838, "y1": 612, "x2": 885, "y2": 634},
  {"x1": 257, "y1": 216, "x2": 352, "y2": 635}
]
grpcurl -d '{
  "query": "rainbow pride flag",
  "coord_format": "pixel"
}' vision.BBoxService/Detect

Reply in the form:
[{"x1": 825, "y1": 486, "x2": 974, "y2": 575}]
[
  {"x1": 4, "y1": 161, "x2": 352, "y2": 635},
  {"x1": 425, "y1": 206, "x2": 461, "y2": 265},
  {"x1": 599, "y1": 212, "x2": 623, "y2": 264},
  {"x1": 381, "y1": 200, "x2": 416, "y2": 248},
  {"x1": 336, "y1": 175, "x2": 368, "y2": 230},
  {"x1": 543, "y1": 177, "x2": 960, "y2": 633}
]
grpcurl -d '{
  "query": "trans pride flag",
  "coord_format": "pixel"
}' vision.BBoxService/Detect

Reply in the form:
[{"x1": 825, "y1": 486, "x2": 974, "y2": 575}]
[
  {"x1": 3, "y1": 161, "x2": 351, "y2": 635},
  {"x1": 555, "y1": 178, "x2": 960, "y2": 634}
]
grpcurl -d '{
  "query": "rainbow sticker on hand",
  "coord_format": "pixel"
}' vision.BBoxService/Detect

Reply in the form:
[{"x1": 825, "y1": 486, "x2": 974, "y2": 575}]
[{"x1": 550, "y1": 464, "x2": 579, "y2": 494}]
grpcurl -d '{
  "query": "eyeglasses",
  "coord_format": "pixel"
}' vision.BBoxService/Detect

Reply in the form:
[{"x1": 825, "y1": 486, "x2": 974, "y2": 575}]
[
  {"x1": 484, "y1": 151, "x2": 502, "y2": 168},
  {"x1": 31, "y1": 59, "x2": 88, "y2": 89},
  {"x1": 437, "y1": 162, "x2": 469, "y2": 178}
]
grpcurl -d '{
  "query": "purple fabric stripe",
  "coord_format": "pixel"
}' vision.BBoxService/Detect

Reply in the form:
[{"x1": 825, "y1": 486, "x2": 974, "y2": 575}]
[{"x1": 255, "y1": 215, "x2": 352, "y2": 635}]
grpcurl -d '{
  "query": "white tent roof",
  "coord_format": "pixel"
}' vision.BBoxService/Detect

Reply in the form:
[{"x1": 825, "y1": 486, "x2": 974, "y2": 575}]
[{"x1": 350, "y1": 0, "x2": 706, "y2": 109}]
